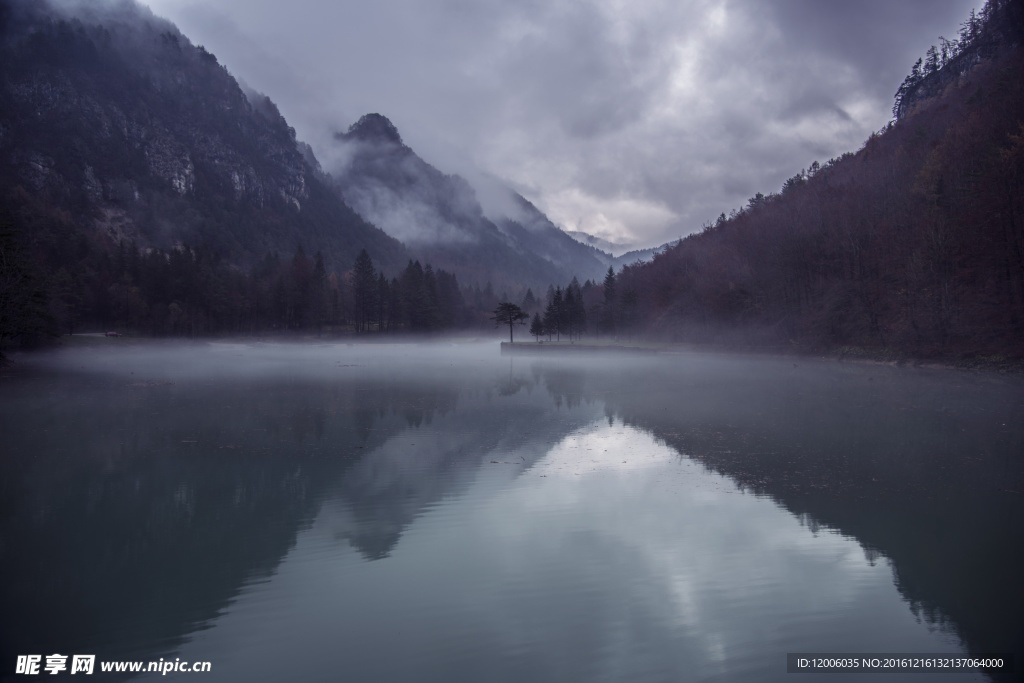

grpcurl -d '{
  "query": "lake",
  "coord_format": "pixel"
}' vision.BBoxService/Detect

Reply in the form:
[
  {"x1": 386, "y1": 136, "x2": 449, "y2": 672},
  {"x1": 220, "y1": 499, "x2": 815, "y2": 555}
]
[{"x1": 1, "y1": 340, "x2": 1021, "y2": 682}]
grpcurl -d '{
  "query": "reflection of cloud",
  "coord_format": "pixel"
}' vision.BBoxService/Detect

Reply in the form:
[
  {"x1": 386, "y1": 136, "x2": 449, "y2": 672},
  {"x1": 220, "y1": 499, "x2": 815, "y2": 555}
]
[
  {"x1": 533, "y1": 422, "x2": 672, "y2": 476},
  {"x1": 175, "y1": 418, "x2": 970, "y2": 681},
  {"x1": 487, "y1": 422, "x2": 890, "y2": 666}
]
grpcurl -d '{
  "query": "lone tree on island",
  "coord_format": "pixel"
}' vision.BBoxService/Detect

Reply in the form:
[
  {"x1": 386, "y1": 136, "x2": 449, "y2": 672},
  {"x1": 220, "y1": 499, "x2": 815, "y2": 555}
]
[{"x1": 491, "y1": 302, "x2": 529, "y2": 343}]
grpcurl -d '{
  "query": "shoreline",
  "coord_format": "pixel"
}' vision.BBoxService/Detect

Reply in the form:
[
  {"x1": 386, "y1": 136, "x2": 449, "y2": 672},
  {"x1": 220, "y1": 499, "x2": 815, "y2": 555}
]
[
  {"x1": 500, "y1": 341, "x2": 666, "y2": 355},
  {"x1": 3, "y1": 333, "x2": 1020, "y2": 376},
  {"x1": 500, "y1": 340, "x2": 1024, "y2": 374}
]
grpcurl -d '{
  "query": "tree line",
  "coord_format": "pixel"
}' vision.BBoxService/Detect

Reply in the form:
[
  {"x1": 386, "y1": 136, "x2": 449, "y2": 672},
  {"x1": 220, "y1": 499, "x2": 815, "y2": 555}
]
[
  {"x1": 0, "y1": 200, "x2": 511, "y2": 360},
  {"x1": 493, "y1": 268, "x2": 644, "y2": 344}
]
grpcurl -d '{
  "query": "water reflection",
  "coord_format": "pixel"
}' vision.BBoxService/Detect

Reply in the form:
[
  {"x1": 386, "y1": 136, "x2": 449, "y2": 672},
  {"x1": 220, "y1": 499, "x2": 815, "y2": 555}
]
[
  {"x1": 176, "y1": 421, "x2": 981, "y2": 682},
  {"x1": 0, "y1": 343, "x2": 1020, "y2": 682},
  {"x1": 572, "y1": 352, "x2": 1024, "y2": 680}
]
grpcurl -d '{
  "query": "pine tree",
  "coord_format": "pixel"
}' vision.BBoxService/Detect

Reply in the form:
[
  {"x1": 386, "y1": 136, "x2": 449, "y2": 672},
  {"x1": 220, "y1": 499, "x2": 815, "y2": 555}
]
[
  {"x1": 960, "y1": 8, "x2": 980, "y2": 45},
  {"x1": 522, "y1": 288, "x2": 538, "y2": 312},
  {"x1": 544, "y1": 287, "x2": 565, "y2": 341},
  {"x1": 566, "y1": 277, "x2": 585, "y2": 341},
  {"x1": 602, "y1": 267, "x2": 617, "y2": 336},
  {"x1": 925, "y1": 45, "x2": 940, "y2": 75},
  {"x1": 352, "y1": 249, "x2": 377, "y2": 332},
  {"x1": 376, "y1": 272, "x2": 388, "y2": 332},
  {"x1": 939, "y1": 36, "x2": 956, "y2": 66},
  {"x1": 530, "y1": 313, "x2": 543, "y2": 341},
  {"x1": 388, "y1": 277, "x2": 402, "y2": 331},
  {"x1": 422, "y1": 264, "x2": 440, "y2": 331}
]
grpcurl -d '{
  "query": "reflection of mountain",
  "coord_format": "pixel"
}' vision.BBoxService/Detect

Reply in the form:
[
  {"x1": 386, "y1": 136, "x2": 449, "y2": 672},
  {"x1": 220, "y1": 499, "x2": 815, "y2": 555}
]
[
  {"x1": 0, "y1": 377, "x2": 364, "y2": 673},
  {"x1": 7, "y1": 346, "x2": 1019, "y2": 681},
  {"x1": 0, "y1": 355, "x2": 602, "y2": 676},
  {"x1": 535, "y1": 354, "x2": 1024, "y2": 681},
  {"x1": 0, "y1": 370, "x2": 478, "y2": 676},
  {"x1": 335, "y1": 370, "x2": 601, "y2": 560}
]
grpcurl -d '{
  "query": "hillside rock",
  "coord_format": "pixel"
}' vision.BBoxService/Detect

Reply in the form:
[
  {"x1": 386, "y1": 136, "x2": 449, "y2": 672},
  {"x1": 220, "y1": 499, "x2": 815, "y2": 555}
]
[{"x1": 0, "y1": 0, "x2": 404, "y2": 272}]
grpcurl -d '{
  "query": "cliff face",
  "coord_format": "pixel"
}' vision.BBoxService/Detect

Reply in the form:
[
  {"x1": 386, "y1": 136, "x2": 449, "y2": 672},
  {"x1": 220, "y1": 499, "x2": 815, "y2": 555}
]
[{"x1": 0, "y1": 0, "x2": 404, "y2": 271}]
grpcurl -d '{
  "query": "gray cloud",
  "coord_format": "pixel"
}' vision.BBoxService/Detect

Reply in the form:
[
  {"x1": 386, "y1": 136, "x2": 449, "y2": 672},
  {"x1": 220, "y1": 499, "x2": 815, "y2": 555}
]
[{"x1": 144, "y1": 0, "x2": 979, "y2": 249}]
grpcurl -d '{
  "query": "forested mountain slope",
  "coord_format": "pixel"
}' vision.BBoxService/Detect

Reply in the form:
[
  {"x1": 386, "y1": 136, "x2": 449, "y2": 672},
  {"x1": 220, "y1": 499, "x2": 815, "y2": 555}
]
[
  {"x1": 615, "y1": 0, "x2": 1024, "y2": 360},
  {"x1": 0, "y1": 0, "x2": 405, "y2": 270},
  {"x1": 0, "y1": 0, "x2": 409, "y2": 346}
]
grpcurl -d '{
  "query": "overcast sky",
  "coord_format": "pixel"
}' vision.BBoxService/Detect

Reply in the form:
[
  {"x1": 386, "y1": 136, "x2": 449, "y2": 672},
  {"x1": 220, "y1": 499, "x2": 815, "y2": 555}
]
[{"x1": 143, "y1": 0, "x2": 978, "y2": 249}]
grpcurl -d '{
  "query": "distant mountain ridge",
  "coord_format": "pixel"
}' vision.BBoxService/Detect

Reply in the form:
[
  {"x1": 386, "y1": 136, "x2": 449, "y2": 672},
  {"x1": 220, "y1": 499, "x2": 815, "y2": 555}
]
[
  {"x1": 566, "y1": 230, "x2": 631, "y2": 256},
  {"x1": 328, "y1": 113, "x2": 610, "y2": 289},
  {"x1": 611, "y1": 244, "x2": 666, "y2": 268}
]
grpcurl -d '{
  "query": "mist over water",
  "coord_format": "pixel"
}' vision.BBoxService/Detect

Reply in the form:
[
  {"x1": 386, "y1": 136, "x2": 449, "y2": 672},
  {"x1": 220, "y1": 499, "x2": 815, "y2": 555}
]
[{"x1": 1, "y1": 341, "x2": 1020, "y2": 682}]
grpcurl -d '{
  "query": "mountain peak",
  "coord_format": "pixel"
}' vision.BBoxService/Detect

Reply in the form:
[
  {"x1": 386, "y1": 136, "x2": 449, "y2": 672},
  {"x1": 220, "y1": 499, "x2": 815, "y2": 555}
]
[{"x1": 342, "y1": 113, "x2": 403, "y2": 145}]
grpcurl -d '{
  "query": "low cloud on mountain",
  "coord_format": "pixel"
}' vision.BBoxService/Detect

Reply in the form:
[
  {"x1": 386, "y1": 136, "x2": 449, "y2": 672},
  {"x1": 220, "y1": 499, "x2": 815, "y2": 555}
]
[{"x1": 144, "y1": 0, "x2": 976, "y2": 248}]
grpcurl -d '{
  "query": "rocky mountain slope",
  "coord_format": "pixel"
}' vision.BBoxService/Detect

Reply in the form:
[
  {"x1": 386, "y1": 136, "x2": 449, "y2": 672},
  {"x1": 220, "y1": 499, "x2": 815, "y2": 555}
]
[
  {"x1": 0, "y1": 0, "x2": 406, "y2": 274},
  {"x1": 329, "y1": 113, "x2": 610, "y2": 290}
]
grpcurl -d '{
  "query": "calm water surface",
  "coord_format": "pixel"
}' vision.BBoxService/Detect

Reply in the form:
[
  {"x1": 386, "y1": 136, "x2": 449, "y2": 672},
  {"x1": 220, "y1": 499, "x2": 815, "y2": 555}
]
[{"x1": 1, "y1": 341, "x2": 1021, "y2": 682}]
